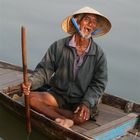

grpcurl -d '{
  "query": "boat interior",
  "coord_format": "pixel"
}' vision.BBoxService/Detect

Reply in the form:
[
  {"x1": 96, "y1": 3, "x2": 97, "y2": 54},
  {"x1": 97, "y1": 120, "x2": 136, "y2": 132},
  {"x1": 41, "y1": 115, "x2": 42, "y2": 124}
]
[{"x1": 0, "y1": 61, "x2": 140, "y2": 140}]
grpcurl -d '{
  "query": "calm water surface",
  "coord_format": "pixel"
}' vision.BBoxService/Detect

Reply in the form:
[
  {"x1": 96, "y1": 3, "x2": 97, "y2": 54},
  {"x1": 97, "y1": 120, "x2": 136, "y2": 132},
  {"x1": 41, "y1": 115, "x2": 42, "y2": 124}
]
[
  {"x1": 0, "y1": 107, "x2": 47, "y2": 140},
  {"x1": 0, "y1": 0, "x2": 140, "y2": 139}
]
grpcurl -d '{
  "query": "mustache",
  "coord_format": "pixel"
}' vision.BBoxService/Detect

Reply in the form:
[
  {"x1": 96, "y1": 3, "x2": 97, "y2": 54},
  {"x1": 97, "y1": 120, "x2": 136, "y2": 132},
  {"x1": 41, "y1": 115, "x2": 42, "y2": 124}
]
[{"x1": 79, "y1": 30, "x2": 92, "y2": 39}]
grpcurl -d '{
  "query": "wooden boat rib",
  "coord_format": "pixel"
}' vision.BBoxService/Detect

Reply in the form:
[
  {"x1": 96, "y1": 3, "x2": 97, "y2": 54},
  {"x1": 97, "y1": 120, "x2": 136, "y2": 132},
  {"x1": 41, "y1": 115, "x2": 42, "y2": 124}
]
[{"x1": 0, "y1": 60, "x2": 140, "y2": 140}]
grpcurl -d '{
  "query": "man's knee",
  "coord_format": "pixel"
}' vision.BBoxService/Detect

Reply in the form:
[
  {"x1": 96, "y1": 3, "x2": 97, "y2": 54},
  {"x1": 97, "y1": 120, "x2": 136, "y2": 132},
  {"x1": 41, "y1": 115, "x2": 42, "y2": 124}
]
[
  {"x1": 29, "y1": 92, "x2": 58, "y2": 107},
  {"x1": 43, "y1": 92, "x2": 58, "y2": 107}
]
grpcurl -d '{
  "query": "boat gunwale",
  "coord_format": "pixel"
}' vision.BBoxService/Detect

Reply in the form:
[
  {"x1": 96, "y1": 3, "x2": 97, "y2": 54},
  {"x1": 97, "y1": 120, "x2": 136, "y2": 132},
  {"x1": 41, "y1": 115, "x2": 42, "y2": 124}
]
[
  {"x1": 0, "y1": 60, "x2": 140, "y2": 139},
  {"x1": 0, "y1": 91, "x2": 92, "y2": 140},
  {"x1": 103, "y1": 93, "x2": 140, "y2": 115},
  {"x1": 0, "y1": 60, "x2": 32, "y2": 73}
]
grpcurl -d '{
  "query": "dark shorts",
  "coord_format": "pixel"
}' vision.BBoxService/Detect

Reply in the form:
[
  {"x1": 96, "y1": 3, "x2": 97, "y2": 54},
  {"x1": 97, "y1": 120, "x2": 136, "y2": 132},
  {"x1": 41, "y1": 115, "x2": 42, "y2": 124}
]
[
  {"x1": 49, "y1": 91, "x2": 79, "y2": 111},
  {"x1": 35, "y1": 86, "x2": 98, "y2": 119},
  {"x1": 49, "y1": 90, "x2": 99, "y2": 120}
]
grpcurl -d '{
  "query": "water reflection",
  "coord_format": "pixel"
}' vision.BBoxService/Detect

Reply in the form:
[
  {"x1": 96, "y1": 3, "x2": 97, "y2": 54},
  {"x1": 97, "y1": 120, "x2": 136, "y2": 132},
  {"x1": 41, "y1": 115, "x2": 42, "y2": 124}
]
[
  {"x1": 0, "y1": 137, "x2": 4, "y2": 140},
  {"x1": 0, "y1": 106, "x2": 47, "y2": 140}
]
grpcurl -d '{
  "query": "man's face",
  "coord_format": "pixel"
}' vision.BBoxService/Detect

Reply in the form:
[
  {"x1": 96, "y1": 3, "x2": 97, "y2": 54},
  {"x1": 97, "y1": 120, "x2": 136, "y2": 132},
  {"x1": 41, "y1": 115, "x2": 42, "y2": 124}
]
[{"x1": 78, "y1": 14, "x2": 97, "y2": 38}]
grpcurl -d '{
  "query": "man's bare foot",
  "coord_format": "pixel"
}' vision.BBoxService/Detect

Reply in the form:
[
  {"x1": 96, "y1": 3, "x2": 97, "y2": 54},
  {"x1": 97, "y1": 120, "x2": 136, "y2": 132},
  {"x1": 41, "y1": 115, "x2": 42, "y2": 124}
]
[{"x1": 55, "y1": 118, "x2": 74, "y2": 128}]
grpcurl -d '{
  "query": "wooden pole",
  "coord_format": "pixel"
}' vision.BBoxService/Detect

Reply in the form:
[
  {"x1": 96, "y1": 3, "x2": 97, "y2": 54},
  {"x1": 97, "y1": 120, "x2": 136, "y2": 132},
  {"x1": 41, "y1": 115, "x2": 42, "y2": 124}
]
[{"x1": 21, "y1": 26, "x2": 31, "y2": 133}]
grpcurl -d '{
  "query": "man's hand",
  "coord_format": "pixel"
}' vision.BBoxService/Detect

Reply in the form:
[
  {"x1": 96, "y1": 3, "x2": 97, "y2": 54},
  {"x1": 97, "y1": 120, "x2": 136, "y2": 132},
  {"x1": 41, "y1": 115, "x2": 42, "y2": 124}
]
[
  {"x1": 74, "y1": 104, "x2": 90, "y2": 122},
  {"x1": 21, "y1": 81, "x2": 31, "y2": 94}
]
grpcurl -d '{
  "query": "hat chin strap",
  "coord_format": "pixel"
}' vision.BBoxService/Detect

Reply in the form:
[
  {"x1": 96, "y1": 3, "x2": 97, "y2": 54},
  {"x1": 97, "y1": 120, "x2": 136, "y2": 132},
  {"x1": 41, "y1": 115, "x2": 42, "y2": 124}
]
[{"x1": 71, "y1": 17, "x2": 101, "y2": 39}]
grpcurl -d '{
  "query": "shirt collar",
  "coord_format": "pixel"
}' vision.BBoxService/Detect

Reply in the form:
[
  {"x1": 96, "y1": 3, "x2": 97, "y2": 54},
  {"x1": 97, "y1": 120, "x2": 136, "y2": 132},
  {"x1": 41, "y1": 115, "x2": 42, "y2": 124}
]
[
  {"x1": 65, "y1": 36, "x2": 96, "y2": 55},
  {"x1": 69, "y1": 35, "x2": 91, "y2": 53}
]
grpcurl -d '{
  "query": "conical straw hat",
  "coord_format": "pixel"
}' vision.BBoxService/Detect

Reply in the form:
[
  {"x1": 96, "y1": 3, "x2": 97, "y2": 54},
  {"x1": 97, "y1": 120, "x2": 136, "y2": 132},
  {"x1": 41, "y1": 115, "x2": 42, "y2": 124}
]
[{"x1": 61, "y1": 6, "x2": 111, "y2": 38}]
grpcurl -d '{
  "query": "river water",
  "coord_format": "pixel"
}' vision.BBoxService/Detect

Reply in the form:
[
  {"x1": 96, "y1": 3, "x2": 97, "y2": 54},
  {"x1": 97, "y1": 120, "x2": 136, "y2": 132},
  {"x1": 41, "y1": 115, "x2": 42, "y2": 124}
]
[{"x1": 0, "y1": 0, "x2": 140, "y2": 139}]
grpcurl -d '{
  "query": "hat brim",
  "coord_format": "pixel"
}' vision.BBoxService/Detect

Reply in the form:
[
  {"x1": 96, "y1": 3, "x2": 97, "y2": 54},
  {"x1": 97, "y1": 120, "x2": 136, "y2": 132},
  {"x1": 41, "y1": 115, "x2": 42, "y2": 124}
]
[{"x1": 61, "y1": 7, "x2": 112, "y2": 38}]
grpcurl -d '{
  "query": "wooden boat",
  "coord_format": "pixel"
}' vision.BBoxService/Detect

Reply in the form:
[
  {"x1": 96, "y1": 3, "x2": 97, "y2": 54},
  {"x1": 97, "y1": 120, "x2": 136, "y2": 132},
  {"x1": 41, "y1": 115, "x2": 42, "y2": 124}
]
[{"x1": 0, "y1": 60, "x2": 140, "y2": 140}]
